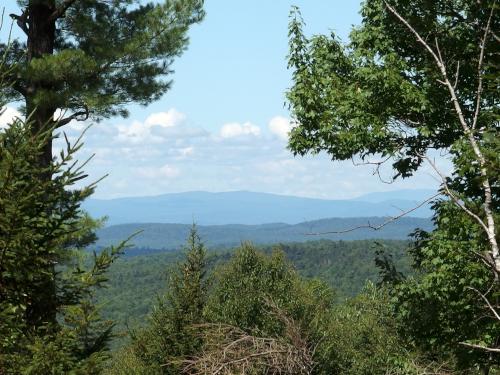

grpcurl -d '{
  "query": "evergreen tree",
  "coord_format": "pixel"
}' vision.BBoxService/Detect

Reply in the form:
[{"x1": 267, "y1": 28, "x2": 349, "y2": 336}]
[
  {"x1": 1, "y1": 0, "x2": 204, "y2": 331},
  {"x1": 124, "y1": 226, "x2": 208, "y2": 374},
  {"x1": 0, "y1": 118, "x2": 129, "y2": 373}
]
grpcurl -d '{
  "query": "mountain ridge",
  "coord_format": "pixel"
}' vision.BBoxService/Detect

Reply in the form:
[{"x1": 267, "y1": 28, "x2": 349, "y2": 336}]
[
  {"x1": 95, "y1": 216, "x2": 432, "y2": 250},
  {"x1": 84, "y1": 189, "x2": 437, "y2": 226}
]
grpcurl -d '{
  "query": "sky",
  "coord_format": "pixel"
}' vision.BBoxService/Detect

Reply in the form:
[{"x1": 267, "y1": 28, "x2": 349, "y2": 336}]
[{"x1": 0, "y1": 1, "x2": 446, "y2": 199}]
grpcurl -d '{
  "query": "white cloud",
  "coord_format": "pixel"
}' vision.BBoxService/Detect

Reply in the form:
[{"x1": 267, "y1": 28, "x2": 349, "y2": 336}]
[
  {"x1": 220, "y1": 122, "x2": 261, "y2": 139},
  {"x1": 268, "y1": 116, "x2": 293, "y2": 141},
  {"x1": 116, "y1": 120, "x2": 151, "y2": 144},
  {"x1": 145, "y1": 109, "x2": 186, "y2": 128},
  {"x1": 136, "y1": 164, "x2": 180, "y2": 179},
  {"x1": 73, "y1": 110, "x2": 441, "y2": 200},
  {"x1": 178, "y1": 146, "x2": 194, "y2": 159},
  {"x1": 0, "y1": 106, "x2": 22, "y2": 129},
  {"x1": 115, "y1": 108, "x2": 190, "y2": 144}
]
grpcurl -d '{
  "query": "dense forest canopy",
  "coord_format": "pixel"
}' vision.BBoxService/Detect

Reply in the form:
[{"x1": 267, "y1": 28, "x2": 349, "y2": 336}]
[{"x1": 0, "y1": 0, "x2": 498, "y2": 374}]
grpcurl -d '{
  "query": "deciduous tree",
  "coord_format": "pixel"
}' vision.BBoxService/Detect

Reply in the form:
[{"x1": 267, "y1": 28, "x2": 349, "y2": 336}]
[{"x1": 287, "y1": 0, "x2": 499, "y2": 366}]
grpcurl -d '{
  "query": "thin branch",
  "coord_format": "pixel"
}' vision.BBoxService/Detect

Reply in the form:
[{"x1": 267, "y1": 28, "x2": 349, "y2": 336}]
[
  {"x1": 49, "y1": 0, "x2": 78, "y2": 22},
  {"x1": 472, "y1": 0, "x2": 495, "y2": 130},
  {"x1": 434, "y1": 37, "x2": 444, "y2": 64},
  {"x1": 467, "y1": 286, "x2": 500, "y2": 321},
  {"x1": 306, "y1": 193, "x2": 439, "y2": 236},
  {"x1": 384, "y1": 0, "x2": 500, "y2": 273},
  {"x1": 453, "y1": 61, "x2": 460, "y2": 89},
  {"x1": 9, "y1": 11, "x2": 28, "y2": 36},
  {"x1": 56, "y1": 107, "x2": 89, "y2": 128},
  {"x1": 459, "y1": 342, "x2": 500, "y2": 353},
  {"x1": 420, "y1": 153, "x2": 490, "y2": 234}
]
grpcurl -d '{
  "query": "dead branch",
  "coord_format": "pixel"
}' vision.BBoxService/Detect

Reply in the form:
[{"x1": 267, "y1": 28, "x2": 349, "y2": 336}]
[
  {"x1": 177, "y1": 301, "x2": 314, "y2": 375},
  {"x1": 459, "y1": 342, "x2": 500, "y2": 354},
  {"x1": 306, "y1": 193, "x2": 439, "y2": 236},
  {"x1": 9, "y1": 11, "x2": 28, "y2": 36},
  {"x1": 56, "y1": 106, "x2": 89, "y2": 128}
]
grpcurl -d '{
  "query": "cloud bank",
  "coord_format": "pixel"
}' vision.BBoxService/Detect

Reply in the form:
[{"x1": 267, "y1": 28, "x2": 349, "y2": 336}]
[{"x1": 1, "y1": 106, "x2": 443, "y2": 199}]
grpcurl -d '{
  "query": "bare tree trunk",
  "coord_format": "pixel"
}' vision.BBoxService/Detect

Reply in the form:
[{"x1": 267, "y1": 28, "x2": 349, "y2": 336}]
[{"x1": 24, "y1": 0, "x2": 58, "y2": 329}]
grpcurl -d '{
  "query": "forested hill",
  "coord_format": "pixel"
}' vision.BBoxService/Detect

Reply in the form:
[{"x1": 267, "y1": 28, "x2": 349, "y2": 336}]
[
  {"x1": 95, "y1": 216, "x2": 432, "y2": 250},
  {"x1": 84, "y1": 190, "x2": 435, "y2": 225},
  {"x1": 97, "y1": 239, "x2": 412, "y2": 334}
]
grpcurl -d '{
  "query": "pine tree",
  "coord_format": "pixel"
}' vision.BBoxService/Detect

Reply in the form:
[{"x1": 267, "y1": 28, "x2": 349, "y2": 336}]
[
  {"x1": 129, "y1": 226, "x2": 208, "y2": 374},
  {"x1": 1, "y1": 0, "x2": 204, "y2": 330},
  {"x1": 0, "y1": 118, "x2": 131, "y2": 373},
  {"x1": 1, "y1": 49, "x2": 129, "y2": 372}
]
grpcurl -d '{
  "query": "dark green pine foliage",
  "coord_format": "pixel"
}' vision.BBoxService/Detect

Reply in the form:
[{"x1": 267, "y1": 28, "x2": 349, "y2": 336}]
[
  {"x1": 1, "y1": 0, "x2": 204, "y2": 333},
  {"x1": 4, "y1": 0, "x2": 204, "y2": 123},
  {"x1": 130, "y1": 226, "x2": 208, "y2": 374},
  {"x1": 0, "y1": 118, "x2": 128, "y2": 373}
]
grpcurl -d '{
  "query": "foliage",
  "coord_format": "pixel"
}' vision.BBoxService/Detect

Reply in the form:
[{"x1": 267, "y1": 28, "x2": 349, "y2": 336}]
[
  {"x1": 0, "y1": 119, "x2": 126, "y2": 373},
  {"x1": 3, "y1": 0, "x2": 204, "y2": 120},
  {"x1": 107, "y1": 226, "x2": 209, "y2": 374},
  {"x1": 287, "y1": 0, "x2": 499, "y2": 369},
  {"x1": 108, "y1": 240, "x2": 440, "y2": 374},
  {"x1": 314, "y1": 283, "x2": 409, "y2": 375},
  {"x1": 287, "y1": 0, "x2": 498, "y2": 178},
  {"x1": 391, "y1": 202, "x2": 500, "y2": 370},
  {"x1": 95, "y1": 239, "x2": 412, "y2": 339},
  {"x1": 204, "y1": 243, "x2": 319, "y2": 335}
]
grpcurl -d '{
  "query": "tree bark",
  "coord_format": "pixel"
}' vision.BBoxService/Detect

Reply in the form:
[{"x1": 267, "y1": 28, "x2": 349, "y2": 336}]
[{"x1": 24, "y1": 0, "x2": 58, "y2": 328}]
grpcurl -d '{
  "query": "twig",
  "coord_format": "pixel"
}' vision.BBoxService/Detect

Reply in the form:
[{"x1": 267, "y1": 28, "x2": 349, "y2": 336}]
[
  {"x1": 472, "y1": 0, "x2": 495, "y2": 130},
  {"x1": 384, "y1": 0, "x2": 499, "y2": 273},
  {"x1": 351, "y1": 156, "x2": 395, "y2": 184},
  {"x1": 466, "y1": 286, "x2": 500, "y2": 321},
  {"x1": 306, "y1": 193, "x2": 439, "y2": 236},
  {"x1": 459, "y1": 342, "x2": 500, "y2": 353}
]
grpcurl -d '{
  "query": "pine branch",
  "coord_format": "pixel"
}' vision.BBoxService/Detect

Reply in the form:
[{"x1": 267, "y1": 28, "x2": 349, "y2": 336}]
[
  {"x1": 9, "y1": 11, "x2": 28, "y2": 36},
  {"x1": 49, "y1": 0, "x2": 78, "y2": 21}
]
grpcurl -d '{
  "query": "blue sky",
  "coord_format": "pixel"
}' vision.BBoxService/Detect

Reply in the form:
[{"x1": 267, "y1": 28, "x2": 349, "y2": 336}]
[{"x1": 1, "y1": 1, "x2": 445, "y2": 199}]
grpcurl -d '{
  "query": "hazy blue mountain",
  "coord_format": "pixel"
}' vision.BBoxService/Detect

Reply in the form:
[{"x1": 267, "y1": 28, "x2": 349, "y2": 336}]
[
  {"x1": 352, "y1": 189, "x2": 438, "y2": 203},
  {"x1": 94, "y1": 216, "x2": 432, "y2": 250},
  {"x1": 83, "y1": 190, "x2": 434, "y2": 226}
]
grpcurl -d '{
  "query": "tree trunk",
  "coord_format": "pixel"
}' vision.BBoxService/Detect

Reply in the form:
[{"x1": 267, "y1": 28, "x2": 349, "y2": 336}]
[
  {"x1": 24, "y1": 0, "x2": 58, "y2": 328},
  {"x1": 26, "y1": 0, "x2": 56, "y2": 166}
]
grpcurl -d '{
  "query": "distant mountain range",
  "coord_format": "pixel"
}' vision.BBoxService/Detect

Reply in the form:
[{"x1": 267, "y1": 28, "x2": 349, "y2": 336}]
[
  {"x1": 94, "y1": 216, "x2": 433, "y2": 250},
  {"x1": 84, "y1": 189, "x2": 437, "y2": 226}
]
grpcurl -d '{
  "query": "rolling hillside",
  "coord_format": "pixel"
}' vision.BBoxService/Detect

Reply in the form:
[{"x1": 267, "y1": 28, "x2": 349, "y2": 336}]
[{"x1": 95, "y1": 216, "x2": 432, "y2": 250}]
